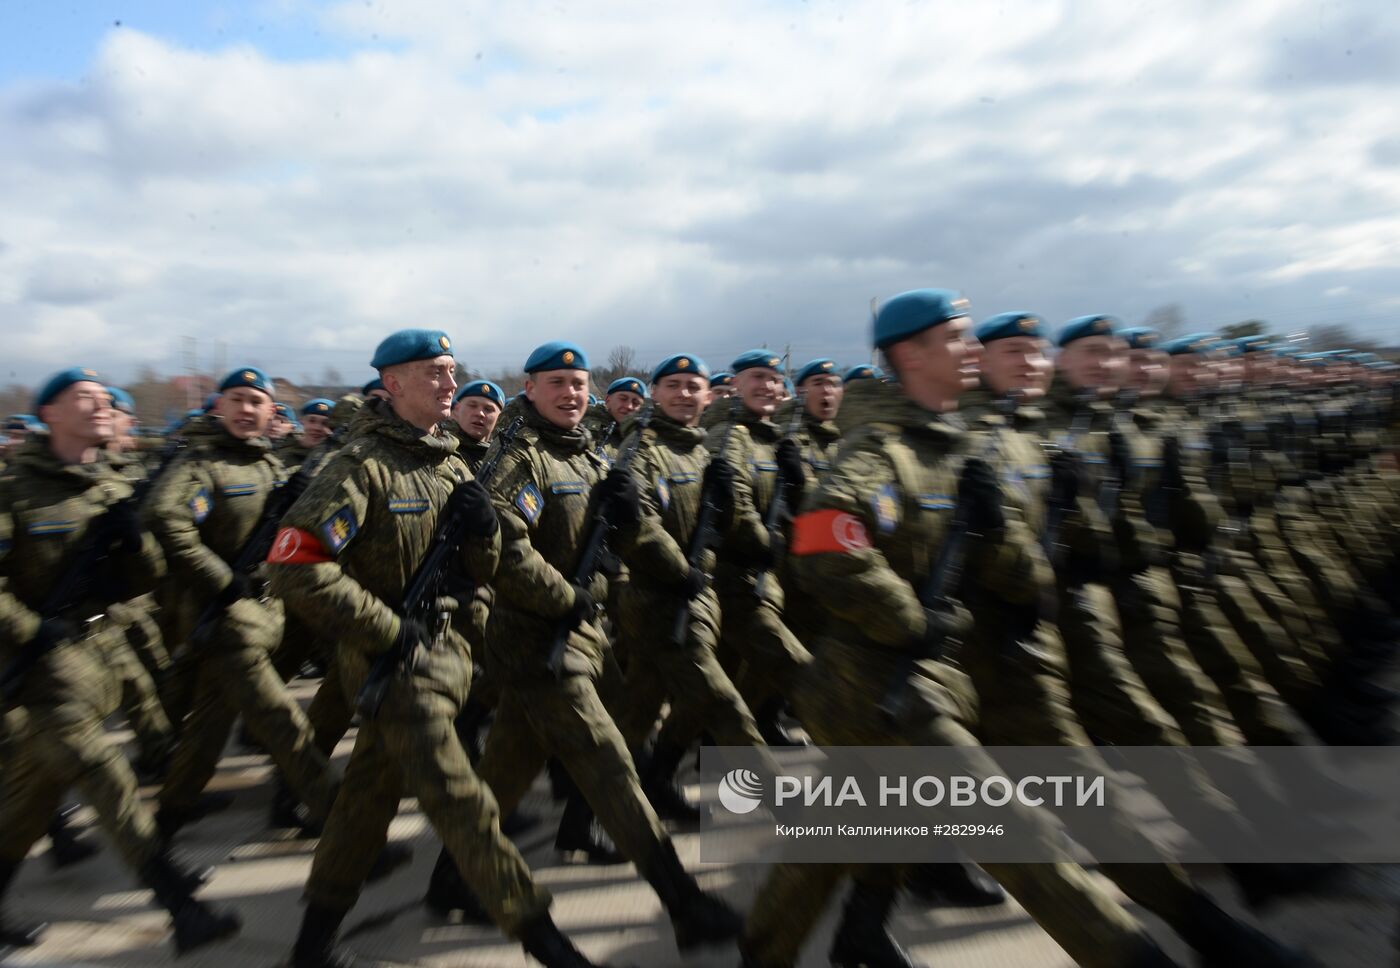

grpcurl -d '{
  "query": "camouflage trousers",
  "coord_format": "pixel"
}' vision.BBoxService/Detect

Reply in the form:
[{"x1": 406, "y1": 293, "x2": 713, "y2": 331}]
[
  {"x1": 613, "y1": 584, "x2": 763, "y2": 750},
  {"x1": 477, "y1": 671, "x2": 672, "y2": 883},
  {"x1": 104, "y1": 634, "x2": 174, "y2": 767},
  {"x1": 743, "y1": 640, "x2": 1157, "y2": 968},
  {"x1": 158, "y1": 598, "x2": 338, "y2": 820},
  {"x1": 0, "y1": 636, "x2": 159, "y2": 871},
  {"x1": 716, "y1": 584, "x2": 812, "y2": 714},
  {"x1": 305, "y1": 642, "x2": 550, "y2": 935}
]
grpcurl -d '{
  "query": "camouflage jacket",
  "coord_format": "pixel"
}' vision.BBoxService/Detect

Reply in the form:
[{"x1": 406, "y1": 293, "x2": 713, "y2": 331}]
[
  {"x1": 706, "y1": 403, "x2": 788, "y2": 593},
  {"x1": 0, "y1": 440, "x2": 166, "y2": 664},
  {"x1": 275, "y1": 436, "x2": 316, "y2": 477},
  {"x1": 484, "y1": 399, "x2": 611, "y2": 682},
  {"x1": 267, "y1": 399, "x2": 497, "y2": 705}
]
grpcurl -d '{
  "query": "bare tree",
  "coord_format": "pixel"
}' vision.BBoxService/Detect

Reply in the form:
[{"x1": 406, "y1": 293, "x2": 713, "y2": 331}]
[
  {"x1": 1220, "y1": 320, "x2": 1267, "y2": 340},
  {"x1": 1141, "y1": 303, "x2": 1186, "y2": 337},
  {"x1": 1308, "y1": 323, "x2": 1378, "y2": 352}
]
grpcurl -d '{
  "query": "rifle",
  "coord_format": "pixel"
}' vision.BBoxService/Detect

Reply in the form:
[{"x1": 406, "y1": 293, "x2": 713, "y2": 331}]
[
  {"x1": 670, "y1": 398, "x2": 742, "y2": 646},
  {"x1": 753, "y1": 392, "x2": 807, "y2": 601},
  {"x1": 1, "y1": 437, "x2": 186, "y2": 703},
  {"x1": 1043, "y1": 391, "x2": 1096, "y2": 559},
  {"x1": 355, "y1": 415, "x2": 524, "y2": 719},
  {"x1": 595, "y1": 419, "x2": 618, "y2": 463},
  {"x1": 188, "y1": 456, "x2": 322, "y2": 650},
  {"x1": 546, "y1": 403, "x2": 654, "y2": 677},
  {"x1": 876, "y1": 395, "x2": 1015, "y2": 724}
]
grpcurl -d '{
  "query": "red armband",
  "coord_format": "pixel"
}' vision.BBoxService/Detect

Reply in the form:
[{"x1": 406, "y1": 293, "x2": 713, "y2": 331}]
[
  {"x1": 790, "y1": 509, "x2": 872, "y2": 555},
  {"x1": 266, "y1": 527, "x2": 331, "y2": 564}
]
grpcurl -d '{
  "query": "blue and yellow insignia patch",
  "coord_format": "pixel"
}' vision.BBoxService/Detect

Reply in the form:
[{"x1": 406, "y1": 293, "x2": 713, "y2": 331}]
[
  {"x1": 871, "y1": 483, "x2": 901, "y2": 532},
  {"x1": 319, "y1": 505, "x2": 358, "y2": 555},
  {"x1": 550, "y1": 481, "x2": 587, "y2": 495},
  {"x1": 387, "y1": 498, "x2": 430, "y2": 514},
  {"x1": 222, "y1": 483, "x2": 258, "y2": 497},
  {"x1": 27, "y1": 520, "x2": 77, "y2": 536},
  {"x1": 656, "y1": 475, "x2": 671, "y2": 512},
  {"x1": 189, "y1": 488, "x2": 211, "y2": 524},
  {"x1": 515, "y1": 482, "x2": 543, "y2": 525}
]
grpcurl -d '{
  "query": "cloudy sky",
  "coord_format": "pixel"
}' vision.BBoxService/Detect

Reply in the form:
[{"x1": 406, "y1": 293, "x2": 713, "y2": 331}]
[{"x1": 1, "y1": 0, "x2": 1397, "y2": 389}]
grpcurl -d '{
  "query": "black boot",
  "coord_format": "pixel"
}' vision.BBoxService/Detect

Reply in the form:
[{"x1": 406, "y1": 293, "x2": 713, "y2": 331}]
[
  {"x1": 640, "y1": 740, "x2": 701, "y2": 827},
  {"x1": 47, "y1": 803, "x2": 99, "y2": 869},
  {"x1": 903, "y1": 862, "x2": 1005, "y2": 908},
  {"x1": 755, "y1": 698, "x2": 806, "y2": 747},
  {"x1": 290, "y1": 902, "x2": 356, "y2": 968},
  {"x1": 828, "y1": 881, "x2": 918, "y2": 968},
  {"x1": 155, "y1": 790, "x2": 237, "y2": 842},
  {"x1": 268, "y1": 778, "x2": 323, "y2": 838},
  {"x1": 547, "y1": 757, "x2": 575, "y2": 802},
  {"x1": 138, "y1": 851, "x2": 241, "y2": 955},
  {"x1": 1226, "y1": 863, "x2": 1346, "y2": 911},
  {"x1": 424, "y1": 848, "x2": 490, "y2": 923},
  {"x1": 501, "y1": 809, "x2": 541, "y2": 839},
  {"x1": 365, "y1": 841, "x2": 413, "y2": 883},
  {"x1": 645, "y1": 840, "x2": 741, "y2": 952},
  {"x1": 519, "y1": 911, "x2": 620, "y2": 967},
  {"x1": 1178, "y1": 891, "x2": 1322, "y2": 967},
  {"x1": 0, "y1": 860, "x2": 47, "y2": 949},
  {"x1": 554, "y1": 792, "x2": 624, "y2": 865}
]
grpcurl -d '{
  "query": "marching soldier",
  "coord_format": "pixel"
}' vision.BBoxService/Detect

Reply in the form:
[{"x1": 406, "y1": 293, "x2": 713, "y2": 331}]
[
  {"x1": 449, "y1": 379, "x2": 506, "y2": 472},
  {"x1": 278, "y1": 398, "x2": 335, "y2": 476},
  {"x1": 0, "y1": 368, "x2": 240, "y2": 955}
]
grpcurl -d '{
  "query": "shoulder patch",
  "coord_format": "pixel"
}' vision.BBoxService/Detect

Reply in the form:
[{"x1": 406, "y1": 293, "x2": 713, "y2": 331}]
[
  {"x1": 319, "y1": 505, "x2": 358, "y2": 555},
  {"x1": 387, "y1": 498, "x2": 431, "y2": 514},
  {"x1": 189, "y1": 488, "x2": 212, "y2": 524},
  {"x1": 514, "y1": 481, "x2": 544, "y2": 525},
  {"x1": 871, "y1": 483, "x2": 902, "y2": 533},
  {"x1": 656, "y1": 474, "x2": 671, "y2": 512},
  {"x1": 550, "y1": 481, "x2": 587, "y2": 495},
  {"x1": 28, "y1": 520, "x2": 77, "y2": 536}
]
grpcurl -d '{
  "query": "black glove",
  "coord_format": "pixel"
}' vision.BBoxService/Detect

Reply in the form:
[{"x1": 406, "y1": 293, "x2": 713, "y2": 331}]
[
  {"x1": 701, "y1": 458, "x2": 736, "y2": 529},
  {"x1": 31, "y1": 616, "x2": 79, "y2": 651},
  {"x1": 1107, "y1": 429, "x2": 1136, "y2": 490},
  {"x1": 679, "y1": 565, "x2": 710, "y2": 600},
  {"x1": 774, "y1": 438, "x2": 806, "y2": 506},
  {"x1": 1161, "y1": 436, "x2": 1186, "y2": 491},
  {"x1": 1049, "y1": 451, "x2": 1084, "y2": 506},
  {"x1": 215, "y1": 572, "x2": 256, "y2": 609},
  {"x1": 106, "y1": 500, "x2": 144, "y2": 554},
  {"x1": 957, "y1": 457, "x2": 1005, "y2": 534},
  {"x1": 912, "y1": 597, "x2": 970, "y2": 656},
  {"x1": 565, "y1": 582, "x2": 597, "y2": 628},
  {"x1": 456, "y1": 479, "x2": 499, "y2": 537},
  {"x1": 392, "y1": 616, "x2": 436, "y2": 672},
  {"x1": 595, "y1": 469, "x2": 641, "y2": 529}
]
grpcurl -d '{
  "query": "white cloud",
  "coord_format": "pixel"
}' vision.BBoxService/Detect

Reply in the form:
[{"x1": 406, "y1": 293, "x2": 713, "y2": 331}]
[{"x1": 0, "y1": 0, "x2": 1397, "y2": 390}]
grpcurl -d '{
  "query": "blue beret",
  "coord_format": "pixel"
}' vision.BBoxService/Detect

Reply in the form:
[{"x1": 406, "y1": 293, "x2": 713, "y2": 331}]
[
  {"x1": 843, "y1": 364, "x2": 884, "y2": 383},
  {"x1": 107, "y1": 386, "x2": 135, "y2": 414},
  {"x1": 1348, "y1": 351, "x2": 1378, "y2": 363},
  {"x1": 273, "y1": 402, "x2": 293, "y2": 419},
  {"x1": 873, "y1": 289, "x2": 971, "y2": 350},
  {"x1": 371, "y1": 329, "x2": 453, "y2": 371},
  {"x1": 651, "y1": 354, "x2": 711, "y2": 383},
  {"x1": 1235, "y1": 335, "x2": 1272, "y2": 354},
  {"x1": 361, "y1": 377, "x2": 385, "y2": 396},
  {"x1": 34, "y1": 367, "x2": 103, "y2": 411},
  {"x1": 975, "y1": 312, "x2": 1045, "y2": 344},
  {"x1": 218, "y1": 367, "x2": 273, "y2": 396},
  {"x1": 587, "y1": 394, "x2": 599, "y2": 405},
  {"x1": 301, "y1": 398, "x2": 334, "y2": 417},
  {"x1": 709, "y1": 371, "x2": 734, "y2": 387},
  {"x1": 1116, "y1": 327, "x2": 1161, "y2": 350},
  {"x1": 607, "y1": 377, "x2": 648, "y2": 399},
  {"x1": 453, "y1": 380, "x2": 505, "y2": 408},
  {"x1": 6, "y1": 414, "x2": 39, "y2": 432},
  {"x1": 1055, "y1": 315, "x2": 1120, "y2": 348},
  {"x1": 524, "y1": 341, "x2": 588, "y2": 373},
  {"x1": 184, "y1": 408, "x2": 205, "y2": 420},
  {"x1": 794, "y1": 358, "x2": 839, "y2": 385},
  {"x1": 732, "y1": 349, "x2": 785, "y2": 374},
  {"x1": 1160, "y1": 333, "x2": 1219, "y2": 356}
]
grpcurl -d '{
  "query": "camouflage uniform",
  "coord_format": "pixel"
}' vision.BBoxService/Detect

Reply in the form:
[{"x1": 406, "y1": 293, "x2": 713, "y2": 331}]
[
  {"x1": 268, "y1": 398, "x2": 551, "y2": 934},
  {"x1": 144, "y1": 416, "x2": 337, "y2": 824},
  {"x1": 742, "y1": 378, "x2": 1168, "y2": 968}
]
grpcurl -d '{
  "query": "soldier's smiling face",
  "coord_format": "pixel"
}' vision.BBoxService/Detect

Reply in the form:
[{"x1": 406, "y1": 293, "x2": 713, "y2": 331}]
[
  {"x1": 801, "y1": 374, "x2": 844, "y2": 420},
  {"x1": 736, "y1": 366, "x2": 783, "y2": 417},
  {"x1": 453, "y1": 395, "x2": 502, "y2": 442},
  {"x1": 606, "y1": 390, "x2": 644, "y2": 423},
  {"x1": 40, "y1": 380, "x2": 112, "y2": 448},
  {"x1": 1056, "y1": 335, "x2": 1126, "y2": 396},
  {"x1": 301, "y1": 413, "x2": 332, "y2": 447},
  {"x1": 383, "y1": 354, "x2": 457, "y2": 432},
  {"x1": 526, "y1": 368, "x2": 590, "y2": 430},
  {"x1": 653, "y1": 373, "x2": 711, "y2": 426},
  {"x1": 217, "y1": 386, "x2": 273, "y2": 440},
  {"x1": 981, "y1": 336, "x2": 1051, "y2": 401},
  {"x1": 1125, "y1": 348, "x2": 1170, "y2": 396}
]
